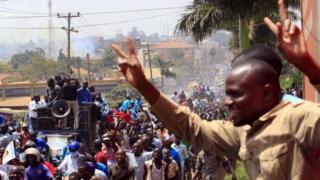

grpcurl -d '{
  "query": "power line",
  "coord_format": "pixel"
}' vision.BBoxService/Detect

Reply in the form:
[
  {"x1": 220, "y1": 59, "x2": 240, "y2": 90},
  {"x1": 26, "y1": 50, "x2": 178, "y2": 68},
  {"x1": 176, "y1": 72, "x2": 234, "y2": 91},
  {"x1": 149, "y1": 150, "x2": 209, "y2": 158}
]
[
  {"x1": 0, "y1": 6, "x2": 185, "y2": 19},
  {"x1": 76, "y1": 11, "x2": 181, "y2": 28},
  {"x1": 0, "y1": 26, "x2": 60, "y2": 29},
  {"x1": 0, "y1": 11, "x2": 181, "y2": 30},
  {"x1": 81, "y1": 6, "x2": 185, "y2": 15}
]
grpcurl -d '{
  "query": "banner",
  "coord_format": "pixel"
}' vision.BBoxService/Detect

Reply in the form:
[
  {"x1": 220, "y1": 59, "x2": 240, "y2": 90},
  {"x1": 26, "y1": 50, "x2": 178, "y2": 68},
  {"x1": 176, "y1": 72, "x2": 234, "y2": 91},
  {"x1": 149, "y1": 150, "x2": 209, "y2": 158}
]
[{"x1": 2, "y1": 141, "x2": 15, "y2": 164}]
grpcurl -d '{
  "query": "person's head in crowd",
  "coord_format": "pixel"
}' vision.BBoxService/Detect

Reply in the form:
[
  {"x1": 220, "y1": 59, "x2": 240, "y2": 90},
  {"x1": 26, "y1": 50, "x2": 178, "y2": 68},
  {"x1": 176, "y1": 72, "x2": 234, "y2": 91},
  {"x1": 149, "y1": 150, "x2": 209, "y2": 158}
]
[
  {"x1": 74, "y1": 79, "x2": 80, "y2": 88},
  {"x1": 163, "y1": 138, "x2": 172, "y2": 149},
  {"x1": 29, "y1": 131, "x2": 37, "y2": 142},
  {"x1": 132, "y1": 141, "x2": 143, "y2": 157},
  {"x1": 118, "y1": 121, "x2": 126, "y2": 130},
  {"x1": 82, "y1": 81, "x2": 89, "y2": 89},
  {"x1": 0, "y1": 147, "x2": 5, "y2": 163},
  {"x1": 94, "y1": 139, "x2": 102, "y2": 152},
  {"x1": 145, "y1": 127, "x2": 154, "y2": 137},
  {"x1": 25, "y1": 147, "x2": 41, "y2": 167},
  {"x1": 102, "y1": 136, "x2": 112, "y2": 148},
  {"x1": 163, "y1": 147, "x2": 171, "y2": 161},
  {"x1": 174, "y1": 136, "x2": 181, "y2": 145},
  {"x1": 33, "y1": 94, "x2": 40, "y2": 103},
  {"x1": 78, "y1": 143, "x2": 88, "y2": 155},
  {"x1": 115, "y1": 149, "x2": 128, "y2": 166},
  {"x1": 54, "y1": 75, "x2": 64, "y2": 87},
  {"x1": 8, "y1": 166, "x2": 25, "y2": 180},
  {"x1": 77, "y1": 156, "x2": 96, "y2": 180},
  {"x1": 24, "y1": 140, "x2": 36, "y2": 150},
  {"x1": 68, "y1": 172, "x2": 81, "y2": 180},
  {"x1": 225, "y1": 58, "x2": 281, "y2": 127},
  {"x1": 64, "y1": 76, "x2": 71, "y2": 86},
  {"x1": 88, "y1": 85, "x2": 95, "y2": 93},
  {"x1": 0, "y1": 123, "x2": 8, "y2": 134},
  {"x1": 159, "y1": 124, "x2": 165, "y2": 131},
  {"x1": 67, "y1": 134, "x2": 76, "y2": 144},
  {"x1": 141, "y1": 134, "x2": 151, "y2": 144},
  {"x1": 153, "y1": 148, "x2": 162, "y2": 161},
  {"x1": 69, "y1": 141, "x2": 80, "y2": 153},
  {"x1": 47, "y1": 77, "x2": 55, "y2": 88},
  {"x1": 95, "y1": 92, "x2": 102, "y2": 102},
  {"x1": 41, "y1": 135, "x2": 48, "y2": 143}
]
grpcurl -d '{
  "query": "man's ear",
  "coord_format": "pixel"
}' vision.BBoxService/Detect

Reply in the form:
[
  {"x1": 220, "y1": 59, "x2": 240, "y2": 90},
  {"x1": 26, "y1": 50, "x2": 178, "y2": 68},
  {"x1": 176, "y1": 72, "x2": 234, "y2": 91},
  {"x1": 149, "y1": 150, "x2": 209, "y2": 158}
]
[{"x1": 263, "y1": 84, "x2": 274, "y2": 100}]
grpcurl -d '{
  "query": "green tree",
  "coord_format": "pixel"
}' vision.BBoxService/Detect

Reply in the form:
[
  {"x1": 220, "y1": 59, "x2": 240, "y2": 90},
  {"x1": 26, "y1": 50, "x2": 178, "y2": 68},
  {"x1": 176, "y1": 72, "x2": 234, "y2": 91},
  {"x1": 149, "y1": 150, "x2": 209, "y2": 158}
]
[
  {"x1": 105, "y1": 84, "x2": 140, "y2": 107},
  {"x1": 155, "y1": 56, "x2": 176, "y2": 89},
  {"x1": 102, "y1": 46, "x2": 117, "y2": 68},
  {"x1": 0, "y1": 62, "x2": 13, "y2": 73},
  {"x1": 176, "y1": 0, "x2": 299, "y2": 49}
]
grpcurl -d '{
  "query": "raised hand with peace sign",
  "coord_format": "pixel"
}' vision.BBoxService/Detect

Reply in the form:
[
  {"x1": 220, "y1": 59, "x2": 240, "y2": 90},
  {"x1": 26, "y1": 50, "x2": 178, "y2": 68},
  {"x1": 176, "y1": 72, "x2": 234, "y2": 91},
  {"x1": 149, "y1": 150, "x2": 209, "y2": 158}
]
[
  {"x1": 112, "y1": 38, "x2": 160, "y2": 105},
  {"x1": 264, "y1": 0, "x2": 320, "y2": 86}
]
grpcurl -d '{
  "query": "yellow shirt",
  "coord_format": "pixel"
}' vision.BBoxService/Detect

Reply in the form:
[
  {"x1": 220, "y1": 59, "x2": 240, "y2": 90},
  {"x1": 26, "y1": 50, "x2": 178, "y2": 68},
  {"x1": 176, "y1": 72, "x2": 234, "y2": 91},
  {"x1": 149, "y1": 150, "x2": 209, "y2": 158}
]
[{"x1": 151, "y1": 93, "x2": 320, "y2": 180}]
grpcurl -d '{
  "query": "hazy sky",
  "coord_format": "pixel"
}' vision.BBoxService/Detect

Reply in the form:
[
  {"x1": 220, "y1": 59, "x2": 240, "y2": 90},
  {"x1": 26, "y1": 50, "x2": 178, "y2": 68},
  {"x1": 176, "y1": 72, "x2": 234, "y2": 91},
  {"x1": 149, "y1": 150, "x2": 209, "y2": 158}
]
[{"x1": 0, "y1": 0, "x2": 191, "y2": 43}]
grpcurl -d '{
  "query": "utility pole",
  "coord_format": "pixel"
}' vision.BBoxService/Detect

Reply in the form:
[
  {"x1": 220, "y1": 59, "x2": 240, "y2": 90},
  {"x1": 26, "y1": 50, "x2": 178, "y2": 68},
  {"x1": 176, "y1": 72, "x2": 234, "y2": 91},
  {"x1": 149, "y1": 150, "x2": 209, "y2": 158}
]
[
  {"x1": 58, "y1": 12, "x2": 80, "y2": 71},
  {"x1": 147, "y1": 43, "x2": 153, "y2": 81},
  {"x1": 86, "y1": 53, "x2": 91, "y2": 83},
  {"x1": 48, "y1": 0, "x2": 55, "y2": 60},
  {"x1": 77, "y1": 57, "x2": 81, "y2": 80}
]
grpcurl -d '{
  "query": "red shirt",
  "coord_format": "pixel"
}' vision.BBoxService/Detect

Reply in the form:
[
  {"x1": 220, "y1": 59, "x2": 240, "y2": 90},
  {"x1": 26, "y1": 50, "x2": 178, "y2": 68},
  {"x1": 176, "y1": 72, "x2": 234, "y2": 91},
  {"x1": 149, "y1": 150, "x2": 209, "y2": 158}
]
[
  {"x1": 96, "y1": 151, "x2": 107, "y2": 166},
  {"x1": 22, "y1": 131, "x2": 30, "y2": 146},
  {"x1": 43, "y1": 161, "x2": 56, "y2": 176}
]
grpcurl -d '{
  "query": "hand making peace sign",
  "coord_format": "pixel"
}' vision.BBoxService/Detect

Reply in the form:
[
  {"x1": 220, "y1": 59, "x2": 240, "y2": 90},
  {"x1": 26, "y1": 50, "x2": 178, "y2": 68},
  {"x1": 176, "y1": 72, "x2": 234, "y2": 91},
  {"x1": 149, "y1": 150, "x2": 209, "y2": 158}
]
[
  {"x1": 111, "y1": 38, "x2": 147, "y2": 89},
  {"x1": 264, "y1": 0, "x2": 309, "y2": 65}
]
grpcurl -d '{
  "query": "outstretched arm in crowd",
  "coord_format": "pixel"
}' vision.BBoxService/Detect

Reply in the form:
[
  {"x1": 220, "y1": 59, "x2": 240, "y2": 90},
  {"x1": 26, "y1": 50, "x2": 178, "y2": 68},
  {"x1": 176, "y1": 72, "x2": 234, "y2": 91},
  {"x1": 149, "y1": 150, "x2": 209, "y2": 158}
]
[{"x1": 264, "y1": 0, "x2": 320, "y2": 92}]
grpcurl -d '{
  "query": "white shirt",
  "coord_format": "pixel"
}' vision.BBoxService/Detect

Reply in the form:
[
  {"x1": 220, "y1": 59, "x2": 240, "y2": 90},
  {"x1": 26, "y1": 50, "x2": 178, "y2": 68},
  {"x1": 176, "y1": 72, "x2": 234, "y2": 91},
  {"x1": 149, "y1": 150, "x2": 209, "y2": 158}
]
[
  {"x1": 0, "y1": 170, "x2": 8, "y2": 180},
  {"x1": 28, "y1": 100, "x2": 45, "y2": 118},
  {"x1": 58, "y1": 152, "x2": 82, "y2": 175},
  {"x1": 171, "y1": 95, "x2": 178, "y2": 103},
  {"x1": 127, "y1": 152, "x2": 153, "y2": 180},
  {"x1": 94, "y1": 169, "x2": 108, "y2": 180}
]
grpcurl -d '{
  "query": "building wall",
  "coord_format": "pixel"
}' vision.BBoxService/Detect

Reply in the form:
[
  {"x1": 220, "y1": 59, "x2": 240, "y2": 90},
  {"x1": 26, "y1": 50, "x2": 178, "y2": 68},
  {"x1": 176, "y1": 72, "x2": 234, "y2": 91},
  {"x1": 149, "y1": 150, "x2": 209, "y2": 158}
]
[{"x1": 301, "y1": 0, "x2": 320, "y2": 102}]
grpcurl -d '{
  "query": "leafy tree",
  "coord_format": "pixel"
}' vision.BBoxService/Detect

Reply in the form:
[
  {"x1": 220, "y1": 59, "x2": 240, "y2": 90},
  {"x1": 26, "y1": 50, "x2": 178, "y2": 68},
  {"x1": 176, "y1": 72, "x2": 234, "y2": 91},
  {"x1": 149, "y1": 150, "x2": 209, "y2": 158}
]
[
  {"x1": 105, "y1": 84, "x2": 140, "y2": 108},
  {"x1": 102, "y1": 46, "x2": 117, "y2": 68},
  {"x1": 10, "y1": 53, "x2": 31, "y2": 69},
  {"x1": 176, "y1": 0, "x2": 299, "y2": 49},
  {"x1": 0, "y1": 62, "x2": 13, "y2": 73},
  {"x1": 155, "y1": 56, "x2": 176, "y2": 89}
]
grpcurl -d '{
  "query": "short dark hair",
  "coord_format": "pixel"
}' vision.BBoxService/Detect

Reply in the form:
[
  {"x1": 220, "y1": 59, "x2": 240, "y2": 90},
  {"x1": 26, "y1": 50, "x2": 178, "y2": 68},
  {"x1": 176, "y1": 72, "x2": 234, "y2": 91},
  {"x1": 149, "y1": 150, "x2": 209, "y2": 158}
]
[{"x1": 232, "y1": 44, "x2": 283, "y2": 76}]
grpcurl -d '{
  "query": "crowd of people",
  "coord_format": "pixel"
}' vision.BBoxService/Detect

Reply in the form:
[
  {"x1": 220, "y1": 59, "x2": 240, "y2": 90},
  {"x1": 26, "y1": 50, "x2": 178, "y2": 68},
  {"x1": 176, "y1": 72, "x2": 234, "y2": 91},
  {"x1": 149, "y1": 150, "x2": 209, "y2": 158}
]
[
  {"x1": 0, "y1": 83, "x2": 238, "y2": 180},
  {"x1": 0, "y1": 1, "x2": 317, "y2": 179}
]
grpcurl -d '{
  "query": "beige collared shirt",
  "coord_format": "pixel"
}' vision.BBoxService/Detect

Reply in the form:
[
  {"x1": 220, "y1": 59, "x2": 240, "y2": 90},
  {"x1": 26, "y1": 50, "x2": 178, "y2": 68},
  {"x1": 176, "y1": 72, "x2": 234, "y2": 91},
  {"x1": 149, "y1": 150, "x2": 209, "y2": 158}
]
[{"x1": 151, "y1": 93, "x2": 320, "y2": 180}]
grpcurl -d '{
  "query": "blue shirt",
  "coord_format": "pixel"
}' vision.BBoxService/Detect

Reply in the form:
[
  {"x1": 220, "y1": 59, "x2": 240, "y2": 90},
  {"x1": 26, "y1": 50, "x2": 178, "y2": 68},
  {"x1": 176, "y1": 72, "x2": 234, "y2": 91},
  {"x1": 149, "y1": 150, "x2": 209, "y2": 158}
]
[
  {"x1": 96, "y1": 162, "x2": 108, "y2": 176},
  {"x1": 24, "y1": 164, "x2": 53, "y2": 180},
  {"x1": 282, "y1": 93, "x2": 303, "y2": 103},
  {"x1": 119, "y1": 99, "x2": 131, "y2": 112},
  {"x1": 130, "y1": 109, "x2": 138, "y2": 121},
  {"x1": 77, "y1": 88, "x2": 92, "y2": 105},
  {"x1": 133, "y1": 99, "x2": 142, "y2": 112},
  {"x1": 36, "y1": 138, "x2": 47, "y2": 152},
  {"x1": 60, "y1": 144, "x2": 70, "y2": 160},
  {"x1": 163, "y1": 148, "x2": 181, "y2": 167}
]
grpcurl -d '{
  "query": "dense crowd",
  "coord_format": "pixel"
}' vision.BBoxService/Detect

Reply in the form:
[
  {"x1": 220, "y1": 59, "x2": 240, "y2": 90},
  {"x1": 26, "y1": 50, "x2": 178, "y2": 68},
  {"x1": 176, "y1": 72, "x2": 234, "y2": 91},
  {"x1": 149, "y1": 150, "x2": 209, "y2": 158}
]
[{"x1": 0, "y1": 73, "x2": 241, "y2": 180}]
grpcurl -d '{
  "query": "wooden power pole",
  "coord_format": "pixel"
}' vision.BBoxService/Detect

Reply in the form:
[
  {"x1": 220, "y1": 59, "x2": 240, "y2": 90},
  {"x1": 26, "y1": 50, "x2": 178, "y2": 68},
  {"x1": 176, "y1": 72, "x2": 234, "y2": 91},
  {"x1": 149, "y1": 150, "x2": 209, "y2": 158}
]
[{"x1": 58, "y1": 12, "x2": 80, "y2": 71}]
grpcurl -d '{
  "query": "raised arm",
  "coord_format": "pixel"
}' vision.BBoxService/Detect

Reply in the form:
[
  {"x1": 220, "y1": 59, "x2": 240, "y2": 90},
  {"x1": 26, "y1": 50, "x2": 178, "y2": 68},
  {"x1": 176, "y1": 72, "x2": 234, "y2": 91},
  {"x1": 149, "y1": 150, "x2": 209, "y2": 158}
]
[
  {"x1": 264, "y1": 0, "x2": 320, "y2": 92},
  {"x1": 112, "y1": 39, "x2": 240, "y2": 158}
]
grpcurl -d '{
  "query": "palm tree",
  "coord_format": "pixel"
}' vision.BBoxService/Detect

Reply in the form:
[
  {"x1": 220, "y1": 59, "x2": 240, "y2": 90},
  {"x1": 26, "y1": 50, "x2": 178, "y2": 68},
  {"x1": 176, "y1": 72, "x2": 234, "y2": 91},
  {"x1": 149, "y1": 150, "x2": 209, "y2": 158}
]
[
  {"x1": 155, "y1": 56, "x2": 176, "y2": 89},
  {"x1": 176, "y1": 0, "x2": 299, "y2": 50}
]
